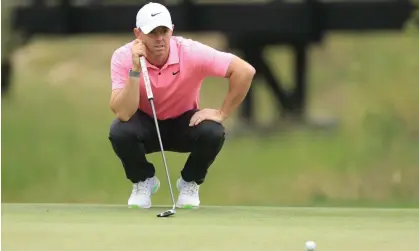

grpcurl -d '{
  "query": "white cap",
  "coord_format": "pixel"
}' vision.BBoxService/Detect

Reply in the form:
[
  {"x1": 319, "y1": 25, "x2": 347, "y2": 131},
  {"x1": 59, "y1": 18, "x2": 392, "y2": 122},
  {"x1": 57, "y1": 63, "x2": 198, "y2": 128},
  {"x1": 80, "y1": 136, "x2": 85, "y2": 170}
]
[{"x1": 135, "y1": 2, "x2": 173, "y2": 34}]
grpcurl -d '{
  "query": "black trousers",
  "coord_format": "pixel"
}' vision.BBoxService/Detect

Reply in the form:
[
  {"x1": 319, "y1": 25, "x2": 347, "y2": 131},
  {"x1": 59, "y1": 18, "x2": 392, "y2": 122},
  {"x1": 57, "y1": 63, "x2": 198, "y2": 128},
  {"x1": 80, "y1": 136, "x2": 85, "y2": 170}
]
[{"x1": 108, "y1": 109, "x2": 225, "y2": 185}]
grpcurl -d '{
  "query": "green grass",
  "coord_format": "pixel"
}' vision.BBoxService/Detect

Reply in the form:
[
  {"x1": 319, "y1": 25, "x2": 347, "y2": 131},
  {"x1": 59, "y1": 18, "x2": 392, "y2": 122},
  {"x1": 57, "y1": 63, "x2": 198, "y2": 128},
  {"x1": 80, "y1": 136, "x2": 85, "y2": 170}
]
[
  {"x1": 2, "y1": 32, "x2": 419, "y2": 206},
  {"x1": 2, "y1": 203, "x2": 419, "y2": 251}
]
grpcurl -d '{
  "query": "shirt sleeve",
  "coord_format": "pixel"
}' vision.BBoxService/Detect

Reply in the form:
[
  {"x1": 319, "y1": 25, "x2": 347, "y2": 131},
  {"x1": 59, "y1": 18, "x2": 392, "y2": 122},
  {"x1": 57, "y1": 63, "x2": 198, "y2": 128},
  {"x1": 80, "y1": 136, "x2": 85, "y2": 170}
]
[
  {"x1": 190, "y1": 40, "x2": 233, "y2": 78},
  {"x1": 110, "y1": 49, "x2": 129, "y2": 90}
]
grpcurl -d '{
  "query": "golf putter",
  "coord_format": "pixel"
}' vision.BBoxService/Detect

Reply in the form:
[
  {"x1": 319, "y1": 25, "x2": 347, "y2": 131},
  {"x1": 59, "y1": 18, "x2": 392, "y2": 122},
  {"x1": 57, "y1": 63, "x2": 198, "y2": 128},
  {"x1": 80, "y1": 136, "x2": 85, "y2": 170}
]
[{"x1": 139, "y1": 56, "x2": 176, "y2": 218}]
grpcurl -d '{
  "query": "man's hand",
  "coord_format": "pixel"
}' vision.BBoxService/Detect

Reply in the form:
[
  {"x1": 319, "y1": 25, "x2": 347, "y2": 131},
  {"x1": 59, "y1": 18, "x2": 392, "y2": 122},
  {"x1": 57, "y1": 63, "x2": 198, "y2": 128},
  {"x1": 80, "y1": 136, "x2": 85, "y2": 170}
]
[
  {"x1": 189, "y1": 109, "x2": 226, "y2": 126},
  {"x1": 132, "y1": 39, "x2": 146, "y2": 71}
]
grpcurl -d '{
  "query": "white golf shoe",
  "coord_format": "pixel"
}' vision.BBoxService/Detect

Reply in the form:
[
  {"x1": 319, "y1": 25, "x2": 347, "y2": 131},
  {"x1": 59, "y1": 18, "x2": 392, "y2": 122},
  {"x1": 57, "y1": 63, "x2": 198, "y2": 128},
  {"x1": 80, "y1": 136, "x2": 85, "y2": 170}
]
[
  {"x1": 176, "y1": 177, "x2": 200, "y2": 209},
  {"x1": 128, "y1": 176, "x2": 160, "y2": 209}
]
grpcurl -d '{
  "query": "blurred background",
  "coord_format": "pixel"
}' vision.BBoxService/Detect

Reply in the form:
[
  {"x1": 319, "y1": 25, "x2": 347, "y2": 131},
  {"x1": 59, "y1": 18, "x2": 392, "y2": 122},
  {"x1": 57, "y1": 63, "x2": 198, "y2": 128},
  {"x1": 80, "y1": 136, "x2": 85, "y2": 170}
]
[{"x1": 2, "y1": 0, "x2": 419, "y2": 208}]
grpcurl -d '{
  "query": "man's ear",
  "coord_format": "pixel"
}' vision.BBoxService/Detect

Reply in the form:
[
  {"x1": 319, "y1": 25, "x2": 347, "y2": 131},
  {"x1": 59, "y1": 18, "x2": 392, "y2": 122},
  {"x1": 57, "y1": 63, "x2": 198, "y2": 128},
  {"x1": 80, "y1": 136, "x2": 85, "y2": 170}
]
[{"x1": 133, "y1": 27, "x2": 142, "y2": 38}]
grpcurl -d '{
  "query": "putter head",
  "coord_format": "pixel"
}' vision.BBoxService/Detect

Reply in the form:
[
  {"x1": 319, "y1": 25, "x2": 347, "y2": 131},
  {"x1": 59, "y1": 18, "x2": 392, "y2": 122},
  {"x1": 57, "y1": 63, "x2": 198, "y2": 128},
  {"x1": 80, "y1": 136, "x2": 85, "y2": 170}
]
[{"x1": 157, "y1": 209, "x2": 176, "y2": 218}]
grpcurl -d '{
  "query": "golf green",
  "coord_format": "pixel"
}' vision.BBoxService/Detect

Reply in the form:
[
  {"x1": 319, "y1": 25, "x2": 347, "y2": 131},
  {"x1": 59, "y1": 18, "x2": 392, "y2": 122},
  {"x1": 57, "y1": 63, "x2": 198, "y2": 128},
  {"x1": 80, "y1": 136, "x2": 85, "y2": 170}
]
[{"x1": 2, "y1": 203, "x2": 418, "y2": 251}]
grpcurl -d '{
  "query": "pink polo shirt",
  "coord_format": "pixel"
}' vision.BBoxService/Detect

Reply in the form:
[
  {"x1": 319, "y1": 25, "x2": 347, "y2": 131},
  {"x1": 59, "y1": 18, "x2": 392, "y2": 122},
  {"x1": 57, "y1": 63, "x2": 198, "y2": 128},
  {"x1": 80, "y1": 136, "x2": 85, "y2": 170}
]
[{"x1": 110, "y1": 36, "x2": 233, "y2": 120}]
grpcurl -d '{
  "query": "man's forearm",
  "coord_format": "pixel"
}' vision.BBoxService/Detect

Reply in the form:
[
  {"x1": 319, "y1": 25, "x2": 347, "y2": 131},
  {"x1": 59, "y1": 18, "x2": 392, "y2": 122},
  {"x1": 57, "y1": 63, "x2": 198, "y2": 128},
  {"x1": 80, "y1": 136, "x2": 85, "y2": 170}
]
[
  {"x1": 111, "y1": 71, "x2": 141, "y2": 121},
  {"x1": 220, "y1": 68, "x2": 255, "y2": 119}
]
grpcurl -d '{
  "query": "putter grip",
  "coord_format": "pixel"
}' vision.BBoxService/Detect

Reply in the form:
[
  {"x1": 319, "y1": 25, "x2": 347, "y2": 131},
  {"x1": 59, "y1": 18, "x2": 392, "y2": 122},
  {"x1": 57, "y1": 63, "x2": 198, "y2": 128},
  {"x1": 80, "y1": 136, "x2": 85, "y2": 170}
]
[{"x1": 140, "y1": 56, "x2": 154, "y2": 100}]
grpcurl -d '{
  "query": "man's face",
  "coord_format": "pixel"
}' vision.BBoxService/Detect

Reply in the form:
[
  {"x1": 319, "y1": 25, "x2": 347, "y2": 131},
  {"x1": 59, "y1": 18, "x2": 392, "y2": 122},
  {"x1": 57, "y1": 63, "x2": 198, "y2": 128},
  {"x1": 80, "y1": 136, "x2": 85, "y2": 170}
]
[{"x1": 138, "y1": 26, "x2": 173, "y2": 58}]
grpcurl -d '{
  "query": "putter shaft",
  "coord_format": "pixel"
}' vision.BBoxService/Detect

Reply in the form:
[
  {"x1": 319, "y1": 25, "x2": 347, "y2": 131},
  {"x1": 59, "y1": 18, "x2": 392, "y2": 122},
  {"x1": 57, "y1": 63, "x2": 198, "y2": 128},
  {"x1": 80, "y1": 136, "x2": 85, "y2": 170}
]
[{"x1": 149, "y1": 99, "x2": 176, "y2": 209}]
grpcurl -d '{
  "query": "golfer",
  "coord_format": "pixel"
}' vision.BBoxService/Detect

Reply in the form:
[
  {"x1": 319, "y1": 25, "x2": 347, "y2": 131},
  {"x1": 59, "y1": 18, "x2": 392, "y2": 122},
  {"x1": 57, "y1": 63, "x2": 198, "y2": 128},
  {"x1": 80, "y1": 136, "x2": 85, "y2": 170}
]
[{"x1": 109, "y1": 2, "x2": 255, "y2": 209}]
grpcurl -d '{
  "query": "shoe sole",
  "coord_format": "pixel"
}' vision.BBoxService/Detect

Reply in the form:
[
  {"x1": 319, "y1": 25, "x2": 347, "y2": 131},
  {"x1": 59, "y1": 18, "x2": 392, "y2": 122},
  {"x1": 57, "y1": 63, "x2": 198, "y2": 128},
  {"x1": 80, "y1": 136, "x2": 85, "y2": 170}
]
[
  {"x1": 128, "y1": 180, "x2": 160, "y2": 209},
  {"x1": 176, "y1": 204, "x2": 199, "y2": 209},
  {"x1": 128, "y1": 204, "x2": 150, "y2": 209}
]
